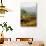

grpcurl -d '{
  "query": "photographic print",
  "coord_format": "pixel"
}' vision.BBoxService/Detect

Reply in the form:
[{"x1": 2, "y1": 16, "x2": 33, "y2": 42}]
[{"x1": 21, "y1": 2, "x2": 37, "y2": 27}]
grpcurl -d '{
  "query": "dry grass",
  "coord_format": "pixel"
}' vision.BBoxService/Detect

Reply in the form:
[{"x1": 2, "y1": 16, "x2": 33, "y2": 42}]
[{"x1": 21, "y1": 16, "x2": 37, "y2": 27}]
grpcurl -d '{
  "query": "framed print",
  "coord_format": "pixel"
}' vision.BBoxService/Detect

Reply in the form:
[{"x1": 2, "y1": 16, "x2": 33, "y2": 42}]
[{"x1": 21, "y1": 2, "x2": 37, "y2": 27}]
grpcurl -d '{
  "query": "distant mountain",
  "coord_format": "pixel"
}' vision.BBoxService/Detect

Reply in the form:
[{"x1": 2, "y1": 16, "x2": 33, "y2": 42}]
[
  {"x1": 21, "y1": 6, "x2": 37, "y2": 16},
  {"x1": 21, "y1": 6, "x2": 37, "y2": 14}
]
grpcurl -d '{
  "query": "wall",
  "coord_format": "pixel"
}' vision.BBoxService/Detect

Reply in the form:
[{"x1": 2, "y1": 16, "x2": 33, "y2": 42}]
[{"x1": 0, "y1": 0, "x2": 46, "y2": 45}]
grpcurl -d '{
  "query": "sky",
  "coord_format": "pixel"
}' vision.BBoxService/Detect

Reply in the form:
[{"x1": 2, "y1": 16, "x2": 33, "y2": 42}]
[{"x1": 21, "y1": 2, "x2": 37, "y2": 8}]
